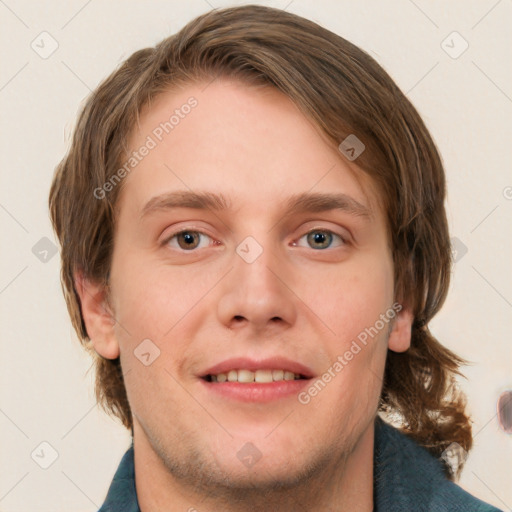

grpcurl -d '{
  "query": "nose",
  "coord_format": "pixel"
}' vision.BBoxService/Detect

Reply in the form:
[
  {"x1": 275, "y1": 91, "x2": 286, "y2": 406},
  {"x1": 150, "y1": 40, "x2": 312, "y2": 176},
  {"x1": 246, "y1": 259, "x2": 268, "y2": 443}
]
[{"x1": 216, "y1": 236, "x2": 297, "y2": 334}]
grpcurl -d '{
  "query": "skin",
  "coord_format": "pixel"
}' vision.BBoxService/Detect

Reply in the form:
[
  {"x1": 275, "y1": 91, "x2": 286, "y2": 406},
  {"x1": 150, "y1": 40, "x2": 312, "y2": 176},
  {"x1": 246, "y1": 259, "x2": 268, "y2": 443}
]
[{"x1": 77, "y1": 78, "x2": 413, "y2": 512}]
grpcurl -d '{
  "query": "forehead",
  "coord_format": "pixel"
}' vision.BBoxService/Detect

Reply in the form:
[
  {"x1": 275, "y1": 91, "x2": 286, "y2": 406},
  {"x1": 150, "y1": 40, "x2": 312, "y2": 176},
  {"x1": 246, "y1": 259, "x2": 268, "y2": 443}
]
[{"x1": 117, "y1": 78, "x2": 383, "y2": 220}]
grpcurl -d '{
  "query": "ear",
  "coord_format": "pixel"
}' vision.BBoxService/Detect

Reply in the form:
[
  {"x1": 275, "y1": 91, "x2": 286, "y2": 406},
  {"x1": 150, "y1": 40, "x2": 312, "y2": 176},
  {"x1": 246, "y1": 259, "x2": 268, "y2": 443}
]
[
  {"x1": 74, "y1": 271, "x2": 120, "y2": 359},
  {"x1": 387, "y1": 305, "x2": 414, "y2": 353}
]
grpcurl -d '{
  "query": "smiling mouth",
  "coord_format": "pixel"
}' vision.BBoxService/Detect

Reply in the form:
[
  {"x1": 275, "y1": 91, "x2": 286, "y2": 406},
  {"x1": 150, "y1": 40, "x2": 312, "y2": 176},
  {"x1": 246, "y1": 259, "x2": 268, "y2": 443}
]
[{"x1": 202, "y1": 369, "x2": 309, "y2": 383}]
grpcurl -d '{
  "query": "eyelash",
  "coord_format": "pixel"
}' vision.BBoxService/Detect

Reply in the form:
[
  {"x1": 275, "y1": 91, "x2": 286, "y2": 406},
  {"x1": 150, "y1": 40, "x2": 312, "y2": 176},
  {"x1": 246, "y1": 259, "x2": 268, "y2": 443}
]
[
  {"x1": 295, "y1": 229, "x2": 347, "y2": 249},
  {"x1": 162, "y1": 228, "x2": 348, "y2": 252}
]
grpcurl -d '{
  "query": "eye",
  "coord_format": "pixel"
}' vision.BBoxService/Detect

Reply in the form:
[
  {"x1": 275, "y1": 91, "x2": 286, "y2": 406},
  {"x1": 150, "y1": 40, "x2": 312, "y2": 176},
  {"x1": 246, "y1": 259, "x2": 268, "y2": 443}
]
[
  {"x1": 164, "y1": 230, "x2": 214, "y2": 251},
  {"x1": 294, "y1": 229, "x2": 346, "y2": 250}
]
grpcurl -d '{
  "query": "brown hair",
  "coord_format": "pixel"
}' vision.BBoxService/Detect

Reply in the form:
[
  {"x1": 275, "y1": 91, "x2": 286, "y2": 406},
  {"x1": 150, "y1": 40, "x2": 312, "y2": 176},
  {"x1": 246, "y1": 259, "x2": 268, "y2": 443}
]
[{"x1": 49, "y1": 4, "x2": 472, "y2": 479}]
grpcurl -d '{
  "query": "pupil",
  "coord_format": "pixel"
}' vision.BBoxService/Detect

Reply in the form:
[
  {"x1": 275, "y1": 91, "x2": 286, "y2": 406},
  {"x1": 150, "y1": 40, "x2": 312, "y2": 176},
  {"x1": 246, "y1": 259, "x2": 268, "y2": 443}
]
[
  {"x1": 179, "y1": 232, "x2": 199, "y2": 249},
  {"x1": 308, "y1": 231, "x2": 331, "y2": 249}
]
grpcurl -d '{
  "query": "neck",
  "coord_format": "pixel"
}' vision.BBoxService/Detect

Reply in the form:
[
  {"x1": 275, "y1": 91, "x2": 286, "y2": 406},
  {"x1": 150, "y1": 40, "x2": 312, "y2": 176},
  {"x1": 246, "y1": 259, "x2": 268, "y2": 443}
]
[{"x1": 134, "y1": 418, "x2": 375, "y2": 512}]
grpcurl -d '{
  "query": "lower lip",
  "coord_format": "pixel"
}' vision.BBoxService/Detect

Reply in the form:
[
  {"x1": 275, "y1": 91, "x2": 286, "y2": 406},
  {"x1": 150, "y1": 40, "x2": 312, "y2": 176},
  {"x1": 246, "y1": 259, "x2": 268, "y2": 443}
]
[{"x1": 199, "y1": 378, "x2": 311, "y2": 402}]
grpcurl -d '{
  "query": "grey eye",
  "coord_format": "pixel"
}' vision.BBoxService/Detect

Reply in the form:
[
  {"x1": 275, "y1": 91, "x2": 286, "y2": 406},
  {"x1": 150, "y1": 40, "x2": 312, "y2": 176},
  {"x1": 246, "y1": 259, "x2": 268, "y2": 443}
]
[
  {"x1": 295, "y1": 229, "x2": 345, "y2": 250},
  {"x1": 307, "y1": 231, "x2": 333, "y2": 249}
]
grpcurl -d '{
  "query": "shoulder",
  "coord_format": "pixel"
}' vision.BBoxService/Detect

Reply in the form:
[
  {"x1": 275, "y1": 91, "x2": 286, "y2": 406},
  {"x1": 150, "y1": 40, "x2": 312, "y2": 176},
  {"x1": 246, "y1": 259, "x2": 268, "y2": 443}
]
[{"x1": 373, "y1": 417, "x2": 503, "y2": 512}]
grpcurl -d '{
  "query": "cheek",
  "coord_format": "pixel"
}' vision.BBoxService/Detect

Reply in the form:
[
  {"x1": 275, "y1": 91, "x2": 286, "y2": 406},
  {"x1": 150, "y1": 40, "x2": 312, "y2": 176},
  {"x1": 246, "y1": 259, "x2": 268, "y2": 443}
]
[
  {"x1": 318, "y1": 260, "x2": 393, "y2": 412},
  {"x1": 300, "y1": 256, "x2": 394, "y2": 342},
  {"x1": 111, "y1": 258, "x2": 217, "y2": 339}
]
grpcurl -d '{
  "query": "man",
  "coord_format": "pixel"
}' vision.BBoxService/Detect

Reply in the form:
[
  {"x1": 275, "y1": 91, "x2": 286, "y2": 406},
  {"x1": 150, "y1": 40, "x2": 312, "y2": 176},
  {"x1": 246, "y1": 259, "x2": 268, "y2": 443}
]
[{"x1": 49, "y1": 5, "x2": 502, "y2": 511}]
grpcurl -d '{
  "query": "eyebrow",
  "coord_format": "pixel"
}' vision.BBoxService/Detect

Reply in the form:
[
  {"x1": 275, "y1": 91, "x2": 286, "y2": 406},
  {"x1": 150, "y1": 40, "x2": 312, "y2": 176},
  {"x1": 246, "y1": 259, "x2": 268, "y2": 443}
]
[
  {"x1": 140, "y1": 190, "x2": 372, "y2": 220},
  {"x1": 284, "y1": 191, "x2": 372, "y2": 219},
  {"x1": 140, "y1": 190, "x2": 232, "y2": 219}
]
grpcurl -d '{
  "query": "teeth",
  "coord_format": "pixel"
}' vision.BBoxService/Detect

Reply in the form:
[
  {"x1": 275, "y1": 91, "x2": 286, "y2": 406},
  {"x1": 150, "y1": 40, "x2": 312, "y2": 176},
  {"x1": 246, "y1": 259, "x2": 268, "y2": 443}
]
[
  {"x1": 272, "y1": 369, "x2": 284, "y2": 381},
  {"x1": 208, "y1": 369, "x2": 303, "y2": 383},
  {"x1": 255, "y1": 369, "x2": 273, "y2": 383},
  {"x1": 238, "y1": 369, "x2": 255, "y2": 383}
]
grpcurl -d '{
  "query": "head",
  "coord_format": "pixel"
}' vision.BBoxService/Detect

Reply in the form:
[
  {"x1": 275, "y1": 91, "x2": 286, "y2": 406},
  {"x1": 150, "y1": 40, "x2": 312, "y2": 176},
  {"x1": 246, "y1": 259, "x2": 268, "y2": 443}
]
[{"x1": 49, "y1": 4, "x2": 471, "y2": 485}]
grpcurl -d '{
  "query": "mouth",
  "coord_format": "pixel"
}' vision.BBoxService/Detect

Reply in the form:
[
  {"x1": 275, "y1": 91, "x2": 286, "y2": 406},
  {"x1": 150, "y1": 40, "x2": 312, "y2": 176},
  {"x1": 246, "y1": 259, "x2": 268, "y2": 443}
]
[
  {"x1": 202, "y1": 369, "x2": 308, "y2": 383},
  {"x1": 198, "y1": 357, "x2": 314, "y2": 402}
]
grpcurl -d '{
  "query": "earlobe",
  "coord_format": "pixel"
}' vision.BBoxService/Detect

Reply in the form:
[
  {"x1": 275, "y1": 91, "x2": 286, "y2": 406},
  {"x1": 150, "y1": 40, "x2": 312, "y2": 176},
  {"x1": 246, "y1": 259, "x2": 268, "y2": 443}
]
[
  {"x1": 74, "y1": 271, "x2": 120, "y2": 360},
  {"x1": 387, "y1": 307, "x2": 414, "y2": 353}
]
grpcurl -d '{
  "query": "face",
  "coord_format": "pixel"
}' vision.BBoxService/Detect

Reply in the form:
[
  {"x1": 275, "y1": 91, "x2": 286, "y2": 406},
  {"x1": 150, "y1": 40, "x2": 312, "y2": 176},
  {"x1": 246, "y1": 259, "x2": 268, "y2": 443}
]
[{"x1": 82, "y1": 78, "x2": 412, "y2": 492}]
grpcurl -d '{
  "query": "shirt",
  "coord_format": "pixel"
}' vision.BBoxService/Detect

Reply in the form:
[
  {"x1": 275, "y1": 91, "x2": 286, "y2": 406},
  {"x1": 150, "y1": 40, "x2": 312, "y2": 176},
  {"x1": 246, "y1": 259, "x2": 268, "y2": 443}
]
[{"x1": 98, "y1": 416, "x2": 503, "y2": 511}]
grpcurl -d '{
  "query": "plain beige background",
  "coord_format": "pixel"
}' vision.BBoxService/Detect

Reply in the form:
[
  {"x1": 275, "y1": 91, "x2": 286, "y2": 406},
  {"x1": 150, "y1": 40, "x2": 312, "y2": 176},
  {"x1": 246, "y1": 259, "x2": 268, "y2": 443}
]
[{"x1": 0, "y1": 1, "x2": 511, "y2": 511}]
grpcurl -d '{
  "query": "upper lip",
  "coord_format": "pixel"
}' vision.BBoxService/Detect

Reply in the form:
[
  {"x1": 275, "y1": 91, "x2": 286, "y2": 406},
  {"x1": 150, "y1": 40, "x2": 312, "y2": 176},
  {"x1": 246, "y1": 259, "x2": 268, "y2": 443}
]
[{"x1": 200, "y1": 357, "x2": 316, "y2": 379}]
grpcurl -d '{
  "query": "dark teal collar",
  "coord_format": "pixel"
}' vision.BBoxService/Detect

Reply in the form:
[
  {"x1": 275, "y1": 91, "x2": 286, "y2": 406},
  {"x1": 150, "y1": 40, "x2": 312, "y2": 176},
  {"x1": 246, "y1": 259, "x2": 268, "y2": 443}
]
[
  {"x1": 371, "y1": 416, "x2": 501, "y2": 511},
  {"x1": 97, "y1": 441, "x2": 139, "y2": 512},
  {"x1": 98, "y1": 416, "x2": 501, "y2": 511}
]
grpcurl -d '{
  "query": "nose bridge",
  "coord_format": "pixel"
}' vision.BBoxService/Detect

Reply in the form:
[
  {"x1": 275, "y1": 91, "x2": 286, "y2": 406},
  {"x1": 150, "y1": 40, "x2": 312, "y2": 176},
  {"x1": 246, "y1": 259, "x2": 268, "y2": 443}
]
[
  {"x1": 237, "y1": 235, "x2": 282, "y2": 295},
  {"x1": 216, "y1": 233, "x2": 297, "y2": 330}
]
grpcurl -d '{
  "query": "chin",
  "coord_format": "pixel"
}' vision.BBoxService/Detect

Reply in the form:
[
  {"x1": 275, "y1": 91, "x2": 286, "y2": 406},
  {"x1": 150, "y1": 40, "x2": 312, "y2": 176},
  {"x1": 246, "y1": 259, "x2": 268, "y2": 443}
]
[{"x1": 208, "y1": 457, "x2": 318, "y2": 491}]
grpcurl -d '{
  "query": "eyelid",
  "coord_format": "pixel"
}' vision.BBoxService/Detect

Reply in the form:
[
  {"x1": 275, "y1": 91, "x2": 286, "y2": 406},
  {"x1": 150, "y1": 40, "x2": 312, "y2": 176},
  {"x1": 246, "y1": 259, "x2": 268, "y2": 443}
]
[
  {"x1": 160, "y1": 224, "x2": 351, "y2": 251},
  {"x1": 305, "y1": 226, "x2": 349, "y2": 241},
  {"x1": 293, "y1": 227, "x2": 349, "y2": 249},
  {"x1": 296, "y1": 220, "x2": 351, "y2": 240},
  {"x1": 160, "y1": 227, "x2": 217, "y2": 248}
]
